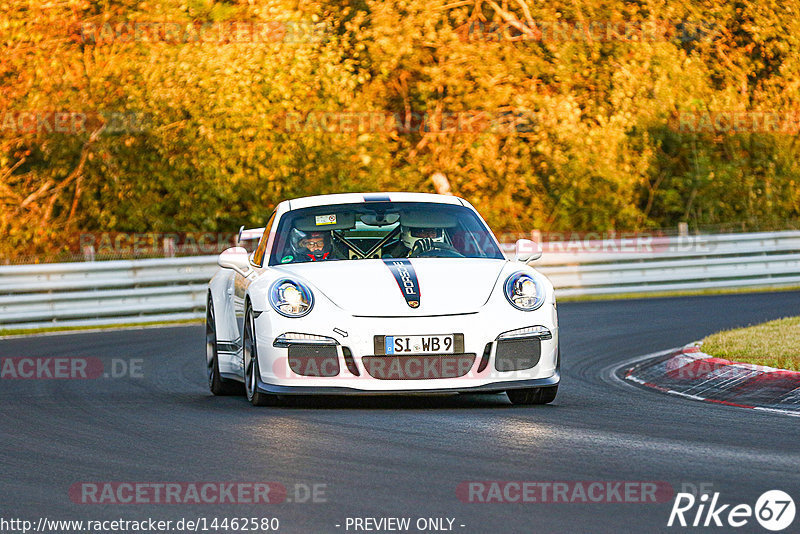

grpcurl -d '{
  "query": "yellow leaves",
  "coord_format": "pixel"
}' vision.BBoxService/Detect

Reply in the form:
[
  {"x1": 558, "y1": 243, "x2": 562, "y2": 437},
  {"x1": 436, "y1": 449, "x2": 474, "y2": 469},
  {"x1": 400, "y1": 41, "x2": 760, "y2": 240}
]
[{"x1": 1, "y1": 0, "x2": 799, "y2": 262}]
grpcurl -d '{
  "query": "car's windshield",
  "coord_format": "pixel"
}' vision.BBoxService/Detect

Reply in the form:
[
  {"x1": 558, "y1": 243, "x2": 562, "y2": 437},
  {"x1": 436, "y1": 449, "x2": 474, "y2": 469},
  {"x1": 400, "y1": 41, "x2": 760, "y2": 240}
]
[{"x1": 268, "y1": 202, "x2": 504, "y2": 265}]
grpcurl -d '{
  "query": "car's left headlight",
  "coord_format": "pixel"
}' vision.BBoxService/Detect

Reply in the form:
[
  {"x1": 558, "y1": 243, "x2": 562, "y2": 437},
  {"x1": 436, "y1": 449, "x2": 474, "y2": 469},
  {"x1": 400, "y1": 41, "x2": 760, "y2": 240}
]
[
  {"x1": 504, "y1": 272, "x2": 546, "y2": 311},
  {"x1": 269, "y1": 279, "x2": 314, "y2": 317}
]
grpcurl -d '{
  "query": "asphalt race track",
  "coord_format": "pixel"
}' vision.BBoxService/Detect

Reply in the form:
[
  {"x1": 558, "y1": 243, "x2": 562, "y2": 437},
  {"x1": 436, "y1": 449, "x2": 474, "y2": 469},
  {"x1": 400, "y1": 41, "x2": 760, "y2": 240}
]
[{"x1": 1, "y1": 291, "x2": 799, "y2": 533}]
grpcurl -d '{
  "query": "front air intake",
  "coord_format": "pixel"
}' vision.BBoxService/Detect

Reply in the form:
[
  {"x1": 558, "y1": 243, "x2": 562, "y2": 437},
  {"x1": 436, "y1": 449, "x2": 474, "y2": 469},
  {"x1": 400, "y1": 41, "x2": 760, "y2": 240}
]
[
  {"x1": 288, "y1": 345, "x2": 340, "y2": 377},
  {"x1": 494, "y1": 338, "x2": 541, "y2": 371}
]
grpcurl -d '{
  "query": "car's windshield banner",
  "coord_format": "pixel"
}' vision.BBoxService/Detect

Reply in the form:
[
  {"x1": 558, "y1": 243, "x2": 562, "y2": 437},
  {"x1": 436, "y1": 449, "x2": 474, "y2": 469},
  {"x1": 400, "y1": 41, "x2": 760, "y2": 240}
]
[{"x1": 383, "y1": 259, "x2": 421, "y2": 308}]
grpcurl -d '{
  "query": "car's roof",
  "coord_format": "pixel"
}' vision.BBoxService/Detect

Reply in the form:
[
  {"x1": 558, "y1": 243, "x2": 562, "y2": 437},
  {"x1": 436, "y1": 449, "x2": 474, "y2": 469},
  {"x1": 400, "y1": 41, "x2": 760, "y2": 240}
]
[{"x1": 285, "y1": 192, "x2": 465, "y2": 210}]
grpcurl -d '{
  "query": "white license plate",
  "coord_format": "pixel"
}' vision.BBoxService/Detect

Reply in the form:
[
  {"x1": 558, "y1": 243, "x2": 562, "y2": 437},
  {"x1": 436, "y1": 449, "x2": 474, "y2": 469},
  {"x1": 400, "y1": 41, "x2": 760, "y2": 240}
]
[{"x1": 385, "y1": 335, "x2": 454, "y2": 355}]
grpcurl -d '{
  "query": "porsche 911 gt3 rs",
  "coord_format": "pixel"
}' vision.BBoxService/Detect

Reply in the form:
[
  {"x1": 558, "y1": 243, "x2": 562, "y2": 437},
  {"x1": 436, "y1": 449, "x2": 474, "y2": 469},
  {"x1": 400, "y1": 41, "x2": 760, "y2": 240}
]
[{"x1": 205, "y1": 192, "x2": 559, "y2": 406}]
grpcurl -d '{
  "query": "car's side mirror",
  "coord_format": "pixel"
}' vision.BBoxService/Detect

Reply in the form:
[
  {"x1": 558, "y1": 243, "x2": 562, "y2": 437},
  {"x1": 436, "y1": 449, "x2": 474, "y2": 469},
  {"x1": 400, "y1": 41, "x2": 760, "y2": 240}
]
[
  {"x1": 514, "y1": 239, "x2": 542, "y2": 262},
  {"x1": 218, "y1": 247, "x2": 253, "y2": 276}
]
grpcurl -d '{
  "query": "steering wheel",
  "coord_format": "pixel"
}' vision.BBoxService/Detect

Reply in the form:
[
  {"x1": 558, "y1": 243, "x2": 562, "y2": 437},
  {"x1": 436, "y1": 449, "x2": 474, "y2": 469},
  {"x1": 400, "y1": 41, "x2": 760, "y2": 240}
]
[{"x1": 408, "y1": 238, "x2": 464, "y2": 258}]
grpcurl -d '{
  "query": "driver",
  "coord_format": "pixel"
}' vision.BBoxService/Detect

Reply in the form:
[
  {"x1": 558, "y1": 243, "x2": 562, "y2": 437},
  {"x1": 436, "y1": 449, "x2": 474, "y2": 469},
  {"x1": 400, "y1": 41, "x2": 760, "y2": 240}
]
[
  {"x1": 387, "y1": 226, "x2": 446, "y2": 257},
  {"x1": 289, "y1": 229, "x2": 333, "y2": 262}
]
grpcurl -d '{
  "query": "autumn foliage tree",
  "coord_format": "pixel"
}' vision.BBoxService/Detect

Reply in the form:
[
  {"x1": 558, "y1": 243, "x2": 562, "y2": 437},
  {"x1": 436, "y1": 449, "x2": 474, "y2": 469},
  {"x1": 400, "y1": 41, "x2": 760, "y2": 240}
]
[{"x1": 1, "y1": 0, "x2": 799, "y2": 261}]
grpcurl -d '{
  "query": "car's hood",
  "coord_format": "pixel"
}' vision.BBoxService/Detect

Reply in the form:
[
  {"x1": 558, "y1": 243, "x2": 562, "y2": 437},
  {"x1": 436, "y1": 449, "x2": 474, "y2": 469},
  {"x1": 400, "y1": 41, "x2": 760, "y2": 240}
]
[{"x1": 273, "y1": 258, "x2": 508, "y2": 316}]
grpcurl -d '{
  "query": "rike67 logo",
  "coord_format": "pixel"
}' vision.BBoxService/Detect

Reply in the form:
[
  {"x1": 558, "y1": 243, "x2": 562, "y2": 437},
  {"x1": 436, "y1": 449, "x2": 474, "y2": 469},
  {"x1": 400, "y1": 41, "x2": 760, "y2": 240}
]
[{"x1": 668, "y1": 490, "x2": 795, "y2": 531}]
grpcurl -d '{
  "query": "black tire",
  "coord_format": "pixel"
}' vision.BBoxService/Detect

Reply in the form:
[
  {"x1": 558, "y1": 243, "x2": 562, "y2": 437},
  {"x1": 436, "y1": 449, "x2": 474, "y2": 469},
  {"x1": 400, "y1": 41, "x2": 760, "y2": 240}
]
[
  {"x1": 507, "y1": 385, "x2": 558, "y2": 405},
  {"x1": 506, "y1": 346, "x2": 560, "y2": 405},
  {"x1": 207, "y1": 296, "x2": 243, "y2": 396},
  {"x1": 243, "y1": 305, "x2": 280, "y2": 407}
]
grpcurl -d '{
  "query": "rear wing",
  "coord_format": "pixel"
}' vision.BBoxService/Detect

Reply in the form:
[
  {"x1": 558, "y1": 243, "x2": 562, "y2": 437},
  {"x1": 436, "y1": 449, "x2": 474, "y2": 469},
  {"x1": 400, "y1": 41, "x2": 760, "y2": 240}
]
[{"x1": 237, "y1": 226, "x2": 265, "y2": 245}]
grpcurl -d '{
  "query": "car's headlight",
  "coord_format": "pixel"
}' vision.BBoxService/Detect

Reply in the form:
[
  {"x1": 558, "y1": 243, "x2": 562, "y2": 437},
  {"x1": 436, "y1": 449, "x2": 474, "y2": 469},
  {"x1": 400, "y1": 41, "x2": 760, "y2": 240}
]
[
  {"x1": 269, "y1": 279, "x2": 314, "y2": 317},
  {"x1": 504, "y1": 272, "x2": 546, "y2": 311}
]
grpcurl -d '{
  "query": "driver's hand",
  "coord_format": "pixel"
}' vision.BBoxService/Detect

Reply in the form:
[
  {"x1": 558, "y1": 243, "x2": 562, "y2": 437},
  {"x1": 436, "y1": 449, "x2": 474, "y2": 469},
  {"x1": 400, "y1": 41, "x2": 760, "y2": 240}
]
[{"x1": 411, "y1": 238, "x2": 435, "y2": 255}]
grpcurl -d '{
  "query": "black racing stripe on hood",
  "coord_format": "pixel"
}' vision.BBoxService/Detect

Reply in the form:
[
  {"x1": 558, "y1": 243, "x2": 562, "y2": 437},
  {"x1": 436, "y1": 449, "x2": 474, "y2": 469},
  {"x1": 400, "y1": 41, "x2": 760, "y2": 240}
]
[{"x1": 383, "y1": 259, "x2": 421, "y2": 308}]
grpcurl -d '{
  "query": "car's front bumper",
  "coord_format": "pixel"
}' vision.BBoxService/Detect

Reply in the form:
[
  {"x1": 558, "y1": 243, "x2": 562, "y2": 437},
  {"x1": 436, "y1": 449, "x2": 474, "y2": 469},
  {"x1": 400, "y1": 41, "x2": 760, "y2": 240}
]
[{"x1": 252, "y1": 299, "x2": 559, "y2": 393}]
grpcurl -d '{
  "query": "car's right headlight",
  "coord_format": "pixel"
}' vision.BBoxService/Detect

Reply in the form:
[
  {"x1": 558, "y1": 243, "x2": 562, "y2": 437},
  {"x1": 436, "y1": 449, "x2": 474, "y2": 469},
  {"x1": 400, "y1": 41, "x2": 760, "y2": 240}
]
[
  {"x1": 504, "y1": 272, "x2": 546, "y2": 311},
  {"x1": 269, "y1": 279, "x2": 314, "y2": 317}
]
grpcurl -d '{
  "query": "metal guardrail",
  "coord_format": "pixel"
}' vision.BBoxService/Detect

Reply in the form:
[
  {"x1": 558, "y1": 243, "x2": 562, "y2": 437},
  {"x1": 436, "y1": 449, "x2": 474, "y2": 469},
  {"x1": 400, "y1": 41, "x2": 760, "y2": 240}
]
[
  {"x1": 1, "y1": 231, "x2": 799, "y2": 330},
  {"x1": 529, "y1": 231, "x2": 800, "y2": 297},
  {"x1": 0, "y1": 257, "x2": 217, "y2": 330}
]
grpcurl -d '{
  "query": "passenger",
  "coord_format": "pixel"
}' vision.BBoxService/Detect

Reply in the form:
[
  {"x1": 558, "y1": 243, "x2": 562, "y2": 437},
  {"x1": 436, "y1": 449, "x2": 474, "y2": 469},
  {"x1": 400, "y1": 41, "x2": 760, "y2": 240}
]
[{"x1": 385, "y1": 226, "x2": 445, "y2": 257}]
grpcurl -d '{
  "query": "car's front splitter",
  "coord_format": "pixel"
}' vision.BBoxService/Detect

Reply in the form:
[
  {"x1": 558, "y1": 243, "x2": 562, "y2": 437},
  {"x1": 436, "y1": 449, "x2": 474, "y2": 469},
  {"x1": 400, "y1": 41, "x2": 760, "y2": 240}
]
[{"x1": 255, "y1": 371, "x2": 560, "y2": 396}]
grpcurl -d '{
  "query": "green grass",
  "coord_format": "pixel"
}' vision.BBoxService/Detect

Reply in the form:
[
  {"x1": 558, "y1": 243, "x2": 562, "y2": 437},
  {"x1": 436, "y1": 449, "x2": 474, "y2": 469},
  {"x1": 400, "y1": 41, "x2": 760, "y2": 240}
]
[
  {"x1": 557, "y1": 284, "x2": 800, "y2": 302},
  {"x1": 0, "y1": 318, "x2": 203, "y2": 337},
  {"x1": 701, "y1": 316, "x2": 800, "y2": 371}
]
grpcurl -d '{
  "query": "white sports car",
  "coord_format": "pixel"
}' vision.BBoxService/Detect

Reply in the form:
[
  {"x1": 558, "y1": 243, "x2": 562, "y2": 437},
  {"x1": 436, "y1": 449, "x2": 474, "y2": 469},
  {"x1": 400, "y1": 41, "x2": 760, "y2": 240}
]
[{"x1": 205, "y1": 192, "x2": 559, "y2": 406}]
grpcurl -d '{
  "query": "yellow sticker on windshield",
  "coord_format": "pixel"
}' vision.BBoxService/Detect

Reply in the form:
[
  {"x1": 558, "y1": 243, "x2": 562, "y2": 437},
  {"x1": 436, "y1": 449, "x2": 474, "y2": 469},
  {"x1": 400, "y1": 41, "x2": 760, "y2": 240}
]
[{"x1": 315, "y1": 214, "x2": 337, "y2": 225}]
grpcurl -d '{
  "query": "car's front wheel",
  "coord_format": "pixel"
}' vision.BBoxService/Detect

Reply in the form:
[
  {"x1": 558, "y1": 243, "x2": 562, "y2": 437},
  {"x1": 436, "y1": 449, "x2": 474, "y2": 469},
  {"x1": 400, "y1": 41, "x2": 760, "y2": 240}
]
[
  {"x1": 243, "y1": 305, "x2": 280, "y2": 407},
  {"x1": 207, "y1": 296, "x2": 243, "y2": 396}
]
